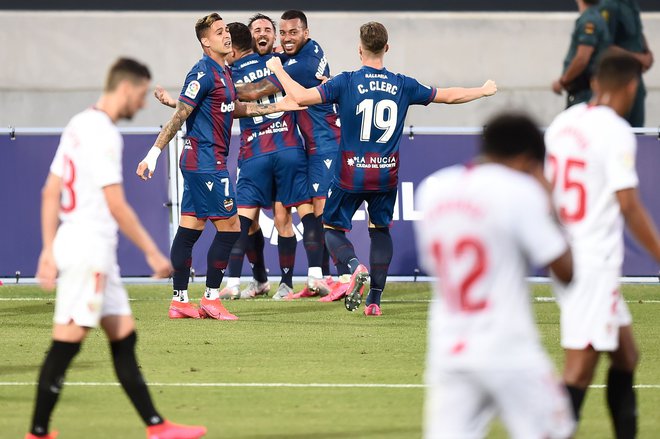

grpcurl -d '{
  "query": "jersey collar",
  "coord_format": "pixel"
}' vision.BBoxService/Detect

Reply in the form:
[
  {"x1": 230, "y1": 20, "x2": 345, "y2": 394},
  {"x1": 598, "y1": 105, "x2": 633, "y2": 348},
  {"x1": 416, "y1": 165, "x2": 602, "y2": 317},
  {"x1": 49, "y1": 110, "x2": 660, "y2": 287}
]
[{"x1": 203, "y1": 54, "x2": 227, "y2": 74}]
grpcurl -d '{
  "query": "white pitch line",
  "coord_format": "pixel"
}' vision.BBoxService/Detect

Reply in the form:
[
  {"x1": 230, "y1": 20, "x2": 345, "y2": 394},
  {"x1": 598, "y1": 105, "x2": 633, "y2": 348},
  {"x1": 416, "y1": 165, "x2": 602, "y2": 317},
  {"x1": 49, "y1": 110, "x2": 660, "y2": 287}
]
[
  {"x1": 0, "y1": 381, "x2": 423, "y2": 389},
  {"x1": 1, "y1": 381, "x2": 660, "y2": 389},
  {"x1": 4, "y1": 297, "x2": 660, "y2": 304}
]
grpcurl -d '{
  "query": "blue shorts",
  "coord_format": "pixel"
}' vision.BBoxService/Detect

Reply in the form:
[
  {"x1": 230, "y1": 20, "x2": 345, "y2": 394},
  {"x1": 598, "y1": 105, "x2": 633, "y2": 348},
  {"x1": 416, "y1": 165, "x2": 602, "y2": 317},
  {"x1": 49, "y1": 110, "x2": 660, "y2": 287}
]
[
  {"x1": 181, "y1": 170, "x2": 237, "y2": 220},
  {"x1": 236, "y1": 148, "x2": 310, "y2": 208},
  {"x1": 322, "y1": 182, "x2": 397, "y2": 231},
  {"x1": 308, "y1": 152, "x2": 336, "y2": 199}
]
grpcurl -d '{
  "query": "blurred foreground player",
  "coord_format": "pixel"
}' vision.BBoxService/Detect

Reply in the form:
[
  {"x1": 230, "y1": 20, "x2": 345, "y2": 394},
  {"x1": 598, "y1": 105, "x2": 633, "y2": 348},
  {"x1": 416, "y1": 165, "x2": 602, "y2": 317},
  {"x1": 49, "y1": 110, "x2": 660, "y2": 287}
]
[
  {"x1": 415, "y1": 113, "x2": 575, "y2": 439},
  {"x1": 28, "y1": 58, "x2": 206, "y2": 439},
  {"x1": 267, "y1": 21, "x2": 496, "y2": 315},
  {"x1": 546, "y1": 51, "x2": 660, "y2": 438}
]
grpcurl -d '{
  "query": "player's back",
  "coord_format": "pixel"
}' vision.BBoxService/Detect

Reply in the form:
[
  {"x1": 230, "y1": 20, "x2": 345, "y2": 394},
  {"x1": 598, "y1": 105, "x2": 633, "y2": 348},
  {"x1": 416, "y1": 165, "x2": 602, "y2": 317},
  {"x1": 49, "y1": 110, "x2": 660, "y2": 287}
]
[
  {"x1": 544, "y1": 103, "x2": 637, "y2": 268},
  {"x1": 231, "y1": 53, "x2": 303, "y2": 162},
  {"x1": 317, "y1": 66, "x2": 435, "y2": 192},
  {"x1": 50, "y1": 108, "x2": 122, "y2": 240},
  {"x1": 415, "y1": 164, "x2": 565, "y2": 370}
]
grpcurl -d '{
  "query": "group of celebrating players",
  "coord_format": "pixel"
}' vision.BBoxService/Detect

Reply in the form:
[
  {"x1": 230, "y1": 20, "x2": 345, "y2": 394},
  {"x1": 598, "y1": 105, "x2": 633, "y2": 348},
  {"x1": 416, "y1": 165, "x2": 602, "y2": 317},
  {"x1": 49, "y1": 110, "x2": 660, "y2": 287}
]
[{"x1": 27, "y1": 6, "x2": 657, "y2": 439}]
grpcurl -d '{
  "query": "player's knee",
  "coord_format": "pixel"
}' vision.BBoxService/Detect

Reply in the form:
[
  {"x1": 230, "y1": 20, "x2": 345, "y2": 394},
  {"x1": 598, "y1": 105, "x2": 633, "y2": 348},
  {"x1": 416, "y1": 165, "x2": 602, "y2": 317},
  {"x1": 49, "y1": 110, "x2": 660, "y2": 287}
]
[{"x1": 564, "y1": 364, "x2": 596, "y2": 388}]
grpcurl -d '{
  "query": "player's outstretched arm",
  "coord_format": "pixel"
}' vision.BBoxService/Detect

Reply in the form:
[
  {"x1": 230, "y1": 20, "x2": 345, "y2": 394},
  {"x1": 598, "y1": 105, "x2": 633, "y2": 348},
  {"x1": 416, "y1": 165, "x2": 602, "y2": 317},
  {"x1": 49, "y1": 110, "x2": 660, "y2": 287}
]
[
  {"x1": 266, "y1": 56, "x2": 323, "y2": 106},
  {"x1": 104, "y1": 184, "x2": 172, "y2": 278},
  {"x1": 136, "y1": 101, "x2": 193, "y2": 181},
  {"x1": 433, "y1": 80, "x2": 497, "y2": 104},
  {"x1": 36, "y1": 173, "x2": 62, "y2": 291},
  {"x1": 154, "y1": 85, "x2": 177, "y2": 108},
  {"x1": 617, "y1": 188, "x2": 660, "y2": 263},
  {"x1": 233, "y1": 95, "x2": 307, "y2": 118},
  {"x1": 235, "y1": 79, "x2": 281, "y2": 102}
]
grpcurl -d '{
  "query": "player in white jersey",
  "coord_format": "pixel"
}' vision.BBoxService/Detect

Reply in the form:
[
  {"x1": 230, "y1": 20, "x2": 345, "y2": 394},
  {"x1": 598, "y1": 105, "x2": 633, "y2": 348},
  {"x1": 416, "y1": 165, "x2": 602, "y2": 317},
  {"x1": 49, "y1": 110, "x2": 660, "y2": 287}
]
[
  {"x1": 27, "y1": 58, "x2": 206, "y2": 439},
  {"x1": 415, "y1": 114, "x2": 575, "y2": 439},
  {"x1": 545, "y1": 51, "x2": 660, "y2": 438}
]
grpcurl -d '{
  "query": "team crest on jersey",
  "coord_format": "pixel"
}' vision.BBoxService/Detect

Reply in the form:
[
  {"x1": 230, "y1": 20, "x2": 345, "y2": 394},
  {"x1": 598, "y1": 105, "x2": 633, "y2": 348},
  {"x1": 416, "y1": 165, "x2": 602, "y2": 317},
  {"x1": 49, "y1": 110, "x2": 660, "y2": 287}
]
[
  {"x1": 185, "y1": 80, "x2": 201, "y2": 99},
  {"x1": 584, "y1": 22, "x2": 595, "y2": 35},
  {"x1": 223, "y1": 198, "x2": 234, "y2": 211}
]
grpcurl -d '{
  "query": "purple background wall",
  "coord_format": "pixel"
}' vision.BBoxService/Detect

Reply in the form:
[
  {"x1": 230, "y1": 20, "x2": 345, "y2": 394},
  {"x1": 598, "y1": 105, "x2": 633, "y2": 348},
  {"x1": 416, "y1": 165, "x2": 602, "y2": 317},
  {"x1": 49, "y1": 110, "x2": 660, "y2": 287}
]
[{"x1": 2, "y1": 132, "x2": 659, "y2": 278}]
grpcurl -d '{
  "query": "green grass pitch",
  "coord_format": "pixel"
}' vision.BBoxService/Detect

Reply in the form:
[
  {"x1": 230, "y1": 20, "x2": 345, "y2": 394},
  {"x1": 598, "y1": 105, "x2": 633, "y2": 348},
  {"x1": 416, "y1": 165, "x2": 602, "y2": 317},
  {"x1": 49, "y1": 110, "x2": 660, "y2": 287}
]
[{"x1": 2, "y1": 282, "x2": 660, "y2": 438}]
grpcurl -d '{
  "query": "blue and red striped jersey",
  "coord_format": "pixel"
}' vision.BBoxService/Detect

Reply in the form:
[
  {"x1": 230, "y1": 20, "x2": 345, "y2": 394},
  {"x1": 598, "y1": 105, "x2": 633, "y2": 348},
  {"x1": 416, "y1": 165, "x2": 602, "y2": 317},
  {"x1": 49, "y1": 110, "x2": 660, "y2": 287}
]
[
  {"x1": 316, "y1": 66, "x2": 436, "y2": 192},
  {"x1": 231, "y1": 53, "x2": 304, "y2": 162},
  {"x1": 178, "y1": 55, "x2": 237, "y2": 172},
  {"x1": 266, "y1": 39, "x2": 341, "y2": 156}
]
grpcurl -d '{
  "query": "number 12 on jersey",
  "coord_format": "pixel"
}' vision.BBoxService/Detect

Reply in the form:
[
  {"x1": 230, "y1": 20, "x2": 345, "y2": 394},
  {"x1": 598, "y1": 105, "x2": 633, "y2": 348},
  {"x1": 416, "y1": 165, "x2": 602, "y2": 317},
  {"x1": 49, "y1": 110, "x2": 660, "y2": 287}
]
[{"x1": 431, "y1": 237, "x2": 489, "y2": 313}]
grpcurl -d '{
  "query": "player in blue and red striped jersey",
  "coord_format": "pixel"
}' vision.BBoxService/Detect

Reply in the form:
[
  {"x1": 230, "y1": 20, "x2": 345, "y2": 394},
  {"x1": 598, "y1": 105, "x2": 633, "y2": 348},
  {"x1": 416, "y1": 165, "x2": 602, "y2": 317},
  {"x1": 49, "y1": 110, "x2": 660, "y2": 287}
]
[
  {"x1": 224, "y1": 18, "x2": 319, "y2": 300},
  {"x1": 136, "y1": 13, "x2": 303, "y2": 320},
  {"x1": 237, "y1": 10, "x2": 344, "y2": 299},
  {"x1": 267, "y1": 21, "x2": 497, "y2": 315}
]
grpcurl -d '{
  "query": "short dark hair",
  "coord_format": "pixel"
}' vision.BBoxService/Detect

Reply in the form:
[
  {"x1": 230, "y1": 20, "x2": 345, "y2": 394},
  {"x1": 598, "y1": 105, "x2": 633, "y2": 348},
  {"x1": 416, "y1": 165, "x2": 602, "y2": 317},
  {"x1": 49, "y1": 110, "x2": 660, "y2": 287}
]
[
  {"x1": 281, "y1": 10, "x2": 307, "y2": 28},
  {"x1": 104, "y1": 57, "x2": 151, "y2": 92},
  {"x1": 481, "y1": 113, "x2": 545, "y2": 163},
  {"x1": 228, "y1": 22, "x2": 253, "y2": 52},
  {"x1": 195, "y1": 13, "x2": 223, "y2": 42},
  {"x1": 583, "y1": 0, "x2": 599, "y2": 5},
  {"x1": 248, "y1": 13, "x2": 276, "y2": 30},
  {"x1": 360, "y1": 22, "x2": 388, "y2": 54},
  {"x1": 595, "y1": 50, "x2": 642, "y2": 90}
]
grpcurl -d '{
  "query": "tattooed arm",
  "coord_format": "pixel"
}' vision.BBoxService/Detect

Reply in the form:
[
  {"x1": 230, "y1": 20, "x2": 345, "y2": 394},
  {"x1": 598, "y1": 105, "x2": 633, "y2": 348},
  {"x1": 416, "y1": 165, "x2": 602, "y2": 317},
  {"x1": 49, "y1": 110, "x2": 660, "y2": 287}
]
[
  {"x1": 136, "y1": 101, "x2": 194, "y2": 180},
  {"x1": 233, "y1": 95, "x2": 306, "y2": 118},
  {"x1": 235, "y1": 79, "x2": 281, "y2": 102}
]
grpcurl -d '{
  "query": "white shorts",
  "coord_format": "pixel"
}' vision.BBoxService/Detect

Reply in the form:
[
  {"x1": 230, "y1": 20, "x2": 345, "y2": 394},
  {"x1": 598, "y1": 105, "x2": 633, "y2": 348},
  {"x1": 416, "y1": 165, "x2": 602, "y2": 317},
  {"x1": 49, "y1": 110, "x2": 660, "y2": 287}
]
[
  {"x1": 555, "y1": 266, "x2": 632, "y2": 351},
  {"x1": 53, "y1": 225, "x2": 131, "y2": 328},
  {"x1": 424, "y1": 362, "x2": 574, "y2": 439}
]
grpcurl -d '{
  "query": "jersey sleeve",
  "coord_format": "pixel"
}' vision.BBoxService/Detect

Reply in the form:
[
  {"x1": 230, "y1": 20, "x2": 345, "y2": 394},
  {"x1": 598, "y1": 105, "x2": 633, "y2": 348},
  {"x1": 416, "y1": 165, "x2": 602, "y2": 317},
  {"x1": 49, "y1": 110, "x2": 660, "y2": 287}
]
[
  {"x1": 179, "y1": 69, "x2": 213, "y2": 108},
  {"x1": 316, "y1": 73, "x2": 346, "y2": 104},
  {"x1": 515, "y1": 181, "x2": 568, "y2": 267},
  {"x1": 90, "y1": 128, "x2": 123, "y2": 188},
  {"x1": 403, "y1": 75, "x2": 437, "y2": 106},
  {"x1": 576, "y1": 17, "x2": 600, "y2": 46},
  {"x1": 606, "y1": 123, "x2": 639, "y2": 192},
  {"x1": 49, "y1": 143, "x2": 65, "y2": 178}
]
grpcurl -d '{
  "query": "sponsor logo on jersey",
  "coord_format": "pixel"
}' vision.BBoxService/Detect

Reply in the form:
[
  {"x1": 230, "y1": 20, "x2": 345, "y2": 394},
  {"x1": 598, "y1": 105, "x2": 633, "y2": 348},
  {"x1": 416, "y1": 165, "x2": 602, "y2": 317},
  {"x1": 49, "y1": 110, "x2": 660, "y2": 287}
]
[
  {"x1": 184, "y1": 80, "x2": 201, "y2": 99},
  {"x1": 206, "y1": 181, "x2": 214, "y2": 191},
  {"x1": 324, "y1": 159, "x2": 333, "y2": 169},
  {"x1": 219, "y1": 101, "x2": 235, "y2": 113},
  {"x1": 347, "y1": 155, "x2": 397, "y2": 169},
  {"x1": 313, "y1": 183, "x2": 320, "y2": 192},
  {"x1": 197, "y1": 71, "x2": 206, "y2": 80},
  {"x1": 223, "y1": 198, "x2": 234, "y2": 211}
]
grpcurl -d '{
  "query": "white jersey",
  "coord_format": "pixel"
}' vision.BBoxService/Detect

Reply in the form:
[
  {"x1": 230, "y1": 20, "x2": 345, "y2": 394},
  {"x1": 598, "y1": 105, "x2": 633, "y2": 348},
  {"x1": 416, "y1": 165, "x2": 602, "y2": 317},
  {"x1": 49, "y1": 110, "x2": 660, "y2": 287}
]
[
  {"x1": 414, "y1": 164, "x2": 568, "y2": 369},
  {"x1": 544, "y1": 103, "x2": 638, "y2": 269},
  {"x1": 49, "y1": 108, "x2": 123, "y2": 242}
]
